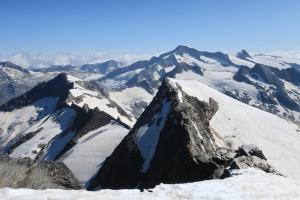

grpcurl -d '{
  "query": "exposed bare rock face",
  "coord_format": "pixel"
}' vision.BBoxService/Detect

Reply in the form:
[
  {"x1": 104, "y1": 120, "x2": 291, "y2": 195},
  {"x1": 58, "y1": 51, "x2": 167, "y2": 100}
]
[
  {"x1": 0, "y1": 155, "x2": 83, "y2": 189},
  {"x1": 87, "y1": 78, "x2": 280, "y2": 190},
  {"x1": 88, "y1": 79, "x2": 220, "y2": 190}
]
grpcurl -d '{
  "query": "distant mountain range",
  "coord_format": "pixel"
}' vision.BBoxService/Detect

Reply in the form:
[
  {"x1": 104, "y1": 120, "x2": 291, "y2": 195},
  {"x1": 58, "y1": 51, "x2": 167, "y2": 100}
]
[
  {"x1": 100, "y1": 45, "x2": 300, "y2": 122},
  {"x1": 1, "y1": 45, "x2": 300, "y2": 190},
  {"x1": 30, "y1": 60, "x2": 123, "y2": 74}
]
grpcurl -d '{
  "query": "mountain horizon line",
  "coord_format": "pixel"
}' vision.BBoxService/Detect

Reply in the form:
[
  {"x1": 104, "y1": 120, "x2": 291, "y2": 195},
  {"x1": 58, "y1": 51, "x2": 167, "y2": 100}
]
[{"x1": 1, "y1": 45, "x2": 300, "y2": 69}]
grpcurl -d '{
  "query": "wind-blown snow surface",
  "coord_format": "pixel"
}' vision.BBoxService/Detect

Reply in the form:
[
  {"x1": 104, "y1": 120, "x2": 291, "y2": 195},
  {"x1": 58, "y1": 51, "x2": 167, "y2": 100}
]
[
  {"x1": 171, "y1": 78, "x2": 300, "y2": 179},
  {"x1": 60, "y1": 121, "x2": 128, "y2": 185},
  {"x1": 1, "y1": 169, "x2": 299, "y2": 200}
]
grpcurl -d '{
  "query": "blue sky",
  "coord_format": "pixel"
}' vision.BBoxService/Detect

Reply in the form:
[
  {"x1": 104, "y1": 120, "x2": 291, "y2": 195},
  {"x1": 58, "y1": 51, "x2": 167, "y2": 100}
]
[{"x1": 0, "y1": 0, "x2": 299, "y2": 56}]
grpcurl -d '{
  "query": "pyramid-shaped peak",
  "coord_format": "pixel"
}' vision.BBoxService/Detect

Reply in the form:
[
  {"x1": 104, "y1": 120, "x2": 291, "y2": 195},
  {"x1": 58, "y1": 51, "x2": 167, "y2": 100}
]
[
  {"x1": 87, "y1": 77, "x2": 220, "y2": 189},
  {"x1": 236, "y1": 49, "x2": 252, "y2": 60}
]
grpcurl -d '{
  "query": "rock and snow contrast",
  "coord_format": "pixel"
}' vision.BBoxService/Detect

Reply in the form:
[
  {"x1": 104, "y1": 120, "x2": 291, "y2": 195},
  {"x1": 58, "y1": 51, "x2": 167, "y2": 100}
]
[
  {"x1": 100, "y1": 46, "x2": 300, "y2": 122},
  {"x1": 87, "y1": 78, "x2": 297, "y2": 190},
  {"x1": 0, "y1": 45, "x2": 300, "y2": 199},
  {"x1": 172, "y1": 78, "x2": 300, "y2": 178},
  {"x1": 0, "y1": 73, "x2": 132, "y2": 186}
]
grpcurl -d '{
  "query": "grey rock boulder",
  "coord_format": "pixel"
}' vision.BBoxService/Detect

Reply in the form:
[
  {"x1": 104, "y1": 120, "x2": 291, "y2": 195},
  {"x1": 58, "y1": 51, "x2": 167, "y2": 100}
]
[
  {"x1": 236, "y1": 144, "x2": 267, "y2": 160},
  {"x1": 0, "y1": 155, "x2": 83, "y2": 189},
  {"x1": 230, "y1": 156, "x2": 280, "y2": 175},
  {"x1": 212, "y1": 145, "x2": 281, "y2": 177}
]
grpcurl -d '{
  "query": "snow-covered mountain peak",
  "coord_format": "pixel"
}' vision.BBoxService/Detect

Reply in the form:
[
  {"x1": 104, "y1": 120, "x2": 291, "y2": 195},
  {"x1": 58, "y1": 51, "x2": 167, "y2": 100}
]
[
  {"x1": 0, "y1": 72, "x2": 132, "y2": 182},
  {"x1": 0, "y1": 61, "x2": 30, "y2": 74},
  {"x1": 99, "y1": 45, "x2": 300, "y2": 123},
  {"x1": 80, "y1": 60, "x2": 122, "y2": 74}
]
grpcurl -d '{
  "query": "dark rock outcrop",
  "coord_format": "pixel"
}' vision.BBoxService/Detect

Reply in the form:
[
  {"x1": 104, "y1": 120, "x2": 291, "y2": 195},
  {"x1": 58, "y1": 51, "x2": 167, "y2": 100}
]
[
  {"x1": 87, "y1": 78, "x2": 280, "y2": 190},
  {"x1": 87, "y1": 78, "x2": 221, "y2": 190},
  {"x1": 212, "y1": 145, "x2": 280, "y2": 176},
  {"x1": 0, "y1": 155, "x2": 83, "y2": 189},
  {"x1": 228, "y1": 145, "x2": 280, "y2": 175},
  {"x1": 235, "y1": 145, "x2": 267, "y2": 160}
]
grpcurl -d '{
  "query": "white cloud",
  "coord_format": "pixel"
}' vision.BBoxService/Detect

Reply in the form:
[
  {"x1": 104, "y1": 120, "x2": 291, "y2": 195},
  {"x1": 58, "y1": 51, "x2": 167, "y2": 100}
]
[{"x1": 0, "y1": 52, "x2": 153, "y2": 68}]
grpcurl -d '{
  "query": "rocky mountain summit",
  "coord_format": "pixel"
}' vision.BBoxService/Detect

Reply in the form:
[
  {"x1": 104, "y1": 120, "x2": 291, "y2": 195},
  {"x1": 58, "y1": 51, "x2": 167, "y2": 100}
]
[{"x1": 88, "y1": 79, "x2": 278, "y2": 190}]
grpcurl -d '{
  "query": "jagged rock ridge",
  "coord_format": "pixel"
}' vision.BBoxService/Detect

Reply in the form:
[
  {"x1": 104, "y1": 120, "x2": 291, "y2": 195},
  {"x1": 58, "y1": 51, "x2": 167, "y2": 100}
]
[{"x1": 87, "y1": 78, "x2": 278, "y2": 190}]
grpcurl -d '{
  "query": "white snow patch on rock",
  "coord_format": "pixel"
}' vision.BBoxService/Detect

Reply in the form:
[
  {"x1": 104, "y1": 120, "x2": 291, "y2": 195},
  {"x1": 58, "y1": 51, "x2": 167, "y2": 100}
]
[{"x1": 136, "y1": 100, "x2": 171, "y2": 172}]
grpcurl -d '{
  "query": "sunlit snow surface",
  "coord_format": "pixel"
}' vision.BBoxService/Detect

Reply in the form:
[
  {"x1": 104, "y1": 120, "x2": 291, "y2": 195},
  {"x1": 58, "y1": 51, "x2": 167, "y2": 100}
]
[
  {"x1": 0, "y1": 97, "x2": 69, "y2": 158},
  {"x1": 67, "y1": 74, "x2": 135, "y2": 127},
  {"x1": 61, "y1": 121, "x2": 128, "y2": 184},
  {"x1": 1, "y1": 169, "x2": 300, "y2": 200},
  {"x1": 110, "y1": 86, "x2": 153, "y2": 117},
  {"x1": 172, "y1": 78, "x2": 300, "y2": 179}
]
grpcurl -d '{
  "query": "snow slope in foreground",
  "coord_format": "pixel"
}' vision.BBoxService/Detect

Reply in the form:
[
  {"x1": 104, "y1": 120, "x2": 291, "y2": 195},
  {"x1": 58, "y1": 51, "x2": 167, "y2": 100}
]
[
  {"x1": 1, "y1": 169, "x2": 299, "y2": 200},
  {"x1": 60, "y1": 121, "x2": 128, "y2": 185},
  {"x1": 172, "y1": 78, "x2": 300, "y2": 179}
]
